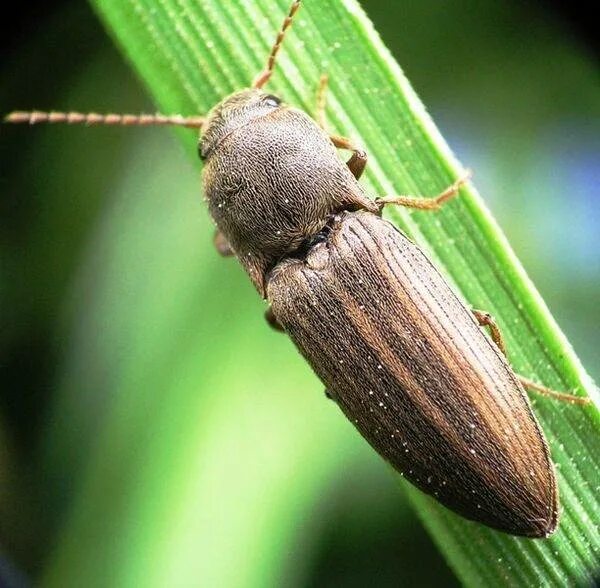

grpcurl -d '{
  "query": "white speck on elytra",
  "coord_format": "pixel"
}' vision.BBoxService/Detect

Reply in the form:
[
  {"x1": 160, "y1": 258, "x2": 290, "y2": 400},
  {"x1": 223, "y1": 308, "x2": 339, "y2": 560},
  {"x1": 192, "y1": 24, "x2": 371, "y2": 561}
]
[{"x1": 470, "y1": 449, "x2": 476, "y2": 455}]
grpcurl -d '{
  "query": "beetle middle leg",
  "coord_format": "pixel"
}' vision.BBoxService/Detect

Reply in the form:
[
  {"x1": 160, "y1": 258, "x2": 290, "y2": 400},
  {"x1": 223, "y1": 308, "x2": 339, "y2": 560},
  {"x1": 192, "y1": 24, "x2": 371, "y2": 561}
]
[
  {"x1": 472, "y1": 307, "x2": 590, "y2": 406},
  {"x1": 376, "y1": 171, "x2": 472, "y2": 212},
  {"x1": 214, "y1": 230, "x2": 234, "y2": 256},
  {"x1": 315, "y1": 74, "x2": 367, "y2": 181}
]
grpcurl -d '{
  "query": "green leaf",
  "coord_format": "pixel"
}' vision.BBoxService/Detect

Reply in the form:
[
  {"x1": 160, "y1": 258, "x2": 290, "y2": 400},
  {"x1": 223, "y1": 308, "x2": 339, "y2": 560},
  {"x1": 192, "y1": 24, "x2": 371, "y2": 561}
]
[{"x1": 47, "y1": 0, "x2": 598, "y2": 585}]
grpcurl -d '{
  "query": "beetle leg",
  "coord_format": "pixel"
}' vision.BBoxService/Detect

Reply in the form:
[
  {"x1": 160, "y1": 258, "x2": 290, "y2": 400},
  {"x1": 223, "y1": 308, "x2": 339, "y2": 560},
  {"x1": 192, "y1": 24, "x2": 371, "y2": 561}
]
[
  {"x1": 376, "y1": 170, "x2": 471, "y2": 212},
  {"x1": 473, "y1": 308, "x2": 591, "y2": 406},
  {"x1": 330, "y1": 135, "x2": 368, "y2": 180},
  {"x1": 265, "y1": 306, "x2": 285, "y2": 332},
  {"x1": 517, "y1": 376, "x2": 591, "y2": 406},
  {"x1": 472, "y1": 309, "x2": 506, "y2": 356},
  {"x1": 214, "y1": 230, "x2": 234, "y2": 257},
  {"x1": 315, "y1": 74, "x2": 368, "y2": 180},
  {"x1": 315, "y1": 73, "x2": 329, "y2": 131}
]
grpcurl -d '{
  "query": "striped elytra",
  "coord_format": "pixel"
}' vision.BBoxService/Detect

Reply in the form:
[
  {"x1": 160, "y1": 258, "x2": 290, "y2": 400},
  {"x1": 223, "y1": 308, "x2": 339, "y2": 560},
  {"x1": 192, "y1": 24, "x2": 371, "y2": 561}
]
[
  {"x1": 197, "y1": 77, "x2": 560, "y2": 537},
  {"x1": 267, "y1": 211, "x2": 558, "y2": 537}
]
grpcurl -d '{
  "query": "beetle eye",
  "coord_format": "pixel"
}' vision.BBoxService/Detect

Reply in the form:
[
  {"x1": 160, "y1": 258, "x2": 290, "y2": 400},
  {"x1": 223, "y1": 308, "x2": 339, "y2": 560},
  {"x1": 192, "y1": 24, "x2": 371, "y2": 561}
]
[{"x1": 264, "y1": 94, "x2": 281, "y2": 107}]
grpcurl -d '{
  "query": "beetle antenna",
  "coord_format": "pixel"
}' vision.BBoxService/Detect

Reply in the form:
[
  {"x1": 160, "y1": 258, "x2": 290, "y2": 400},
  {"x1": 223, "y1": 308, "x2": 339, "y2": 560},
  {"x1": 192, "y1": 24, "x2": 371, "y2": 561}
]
[
  {"x1": 4, "y1": 111, "x2": 204, "y2": 129},
  {"x1": 253, "y1": 0, "x2": 301, "y2": 89}
]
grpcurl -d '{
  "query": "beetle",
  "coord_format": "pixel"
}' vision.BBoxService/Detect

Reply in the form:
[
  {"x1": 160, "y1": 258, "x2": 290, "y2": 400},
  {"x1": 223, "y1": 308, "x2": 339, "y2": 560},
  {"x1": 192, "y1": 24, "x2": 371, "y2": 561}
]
[{"x1": 5, "y1": 0, "x2": 590, "y2": 538}]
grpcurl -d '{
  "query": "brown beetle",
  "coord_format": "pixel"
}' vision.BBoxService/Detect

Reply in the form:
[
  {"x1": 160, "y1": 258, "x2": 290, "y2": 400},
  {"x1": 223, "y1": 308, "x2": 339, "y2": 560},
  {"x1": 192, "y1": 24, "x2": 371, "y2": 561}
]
[{"x1": 5, "y1": 0, "x2": 589, "y2": 538}]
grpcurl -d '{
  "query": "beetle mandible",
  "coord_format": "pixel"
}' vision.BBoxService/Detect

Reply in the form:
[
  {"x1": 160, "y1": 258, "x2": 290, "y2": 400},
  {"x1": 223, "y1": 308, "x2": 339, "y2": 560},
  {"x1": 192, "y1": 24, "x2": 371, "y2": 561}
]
[{"x1": 5, "y1": 0, "x2": 591, "y2": 538}]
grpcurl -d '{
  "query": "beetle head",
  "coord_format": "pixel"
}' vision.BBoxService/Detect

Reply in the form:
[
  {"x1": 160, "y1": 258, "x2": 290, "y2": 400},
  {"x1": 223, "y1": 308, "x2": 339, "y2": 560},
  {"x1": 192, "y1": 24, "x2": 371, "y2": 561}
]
[{"x1": 199, "y1": 90, "x2": 282, "y2": 160}]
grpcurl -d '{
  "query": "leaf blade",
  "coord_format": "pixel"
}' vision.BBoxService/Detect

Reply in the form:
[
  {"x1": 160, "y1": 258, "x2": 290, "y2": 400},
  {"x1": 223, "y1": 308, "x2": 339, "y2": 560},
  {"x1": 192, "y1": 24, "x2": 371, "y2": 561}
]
[{"x1": 83, "y1": 0, "x2": 600, "y2": 584}]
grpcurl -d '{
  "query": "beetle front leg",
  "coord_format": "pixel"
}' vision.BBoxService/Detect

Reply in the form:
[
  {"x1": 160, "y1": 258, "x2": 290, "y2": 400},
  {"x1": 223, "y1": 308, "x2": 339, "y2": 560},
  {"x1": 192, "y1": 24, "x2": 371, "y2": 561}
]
[
  {"x1": 315, "y1": 73, "x2": 329, "y2": 131},
  {"x1": 214, "y1": 230, "x2": 234, "y2": 257},
  {"x1": 472, "y1": 307, "x2": 590, "y2": 406},
  {"x1": 314, "y1": 74, "x2": 368, "y2": 180},
  {"x1": 376, "y1": 171, "x2": 471, "y2": 212},
  {"x1": 330, "y1": 135, "x2": 368, "y2": 180},
  {"x1": 265, "y1": 306, "x2": 285, "y2": 332}
]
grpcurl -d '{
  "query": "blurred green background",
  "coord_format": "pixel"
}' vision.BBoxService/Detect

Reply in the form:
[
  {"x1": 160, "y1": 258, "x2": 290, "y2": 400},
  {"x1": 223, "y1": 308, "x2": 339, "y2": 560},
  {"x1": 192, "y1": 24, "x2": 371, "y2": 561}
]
[{"x1": 1, "y1": 1, "x2": 598, "y2": 586}]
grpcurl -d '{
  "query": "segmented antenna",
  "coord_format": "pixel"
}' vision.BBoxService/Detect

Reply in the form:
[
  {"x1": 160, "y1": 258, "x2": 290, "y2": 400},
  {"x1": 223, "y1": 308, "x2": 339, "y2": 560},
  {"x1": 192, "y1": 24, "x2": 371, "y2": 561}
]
[
  {"x1": 253, "y1": 0, "x2": 302, "y2": 89},
  {"x1": 4, "y1": 111, "x2": 204, "y2": 129}
]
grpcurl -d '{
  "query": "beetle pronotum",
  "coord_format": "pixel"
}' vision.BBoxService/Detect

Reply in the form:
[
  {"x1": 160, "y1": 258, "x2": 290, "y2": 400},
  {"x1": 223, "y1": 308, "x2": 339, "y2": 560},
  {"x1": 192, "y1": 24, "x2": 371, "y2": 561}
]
[{"x1": 5, "y1": 0, "x2": 591, "y2": 538}]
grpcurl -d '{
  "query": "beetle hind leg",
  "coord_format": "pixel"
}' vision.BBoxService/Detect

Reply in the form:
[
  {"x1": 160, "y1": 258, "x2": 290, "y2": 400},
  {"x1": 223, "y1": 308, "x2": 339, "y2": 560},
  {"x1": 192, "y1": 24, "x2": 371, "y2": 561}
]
[
  {"x1": 517, "y1": 376, "x2": 591, "y2": 406},
  {"x1": 472, "y1": 308, "x2": 591, "y2": 406},
  {"x1": 472, "y1": 309, "x2": 506, "y2": 355}
]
